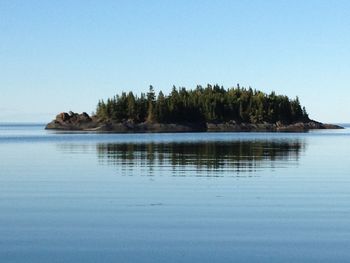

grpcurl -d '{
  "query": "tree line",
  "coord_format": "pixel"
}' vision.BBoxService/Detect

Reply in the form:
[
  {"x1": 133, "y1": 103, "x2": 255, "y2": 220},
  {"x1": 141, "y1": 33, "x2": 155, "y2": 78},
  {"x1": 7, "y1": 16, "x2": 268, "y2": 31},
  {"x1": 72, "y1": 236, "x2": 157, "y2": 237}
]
[{"x1": 96, "y1": 84, "x2": 309, "y2": 124}]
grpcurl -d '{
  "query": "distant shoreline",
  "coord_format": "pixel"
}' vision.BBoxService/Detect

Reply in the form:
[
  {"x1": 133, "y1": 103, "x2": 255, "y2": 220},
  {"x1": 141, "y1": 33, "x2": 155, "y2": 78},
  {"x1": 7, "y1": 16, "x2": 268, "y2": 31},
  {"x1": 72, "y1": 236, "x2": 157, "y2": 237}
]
[{"x1": 45, "y1": 112, "x2": 343, "y2": 133}]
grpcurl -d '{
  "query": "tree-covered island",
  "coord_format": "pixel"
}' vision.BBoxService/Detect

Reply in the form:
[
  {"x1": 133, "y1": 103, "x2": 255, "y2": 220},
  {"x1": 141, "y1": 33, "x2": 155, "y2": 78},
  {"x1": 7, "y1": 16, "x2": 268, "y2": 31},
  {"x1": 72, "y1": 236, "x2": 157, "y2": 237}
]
[{"x1": 46, "y1": 84, "x2": 342, "y2": 132}]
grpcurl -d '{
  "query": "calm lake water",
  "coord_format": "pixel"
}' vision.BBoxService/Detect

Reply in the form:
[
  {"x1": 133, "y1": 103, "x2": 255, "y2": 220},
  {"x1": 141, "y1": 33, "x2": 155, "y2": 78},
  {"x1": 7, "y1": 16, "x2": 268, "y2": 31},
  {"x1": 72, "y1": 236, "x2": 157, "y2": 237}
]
[{"x1": 1, "y1": 124, "x2": 350, "y2": 262}]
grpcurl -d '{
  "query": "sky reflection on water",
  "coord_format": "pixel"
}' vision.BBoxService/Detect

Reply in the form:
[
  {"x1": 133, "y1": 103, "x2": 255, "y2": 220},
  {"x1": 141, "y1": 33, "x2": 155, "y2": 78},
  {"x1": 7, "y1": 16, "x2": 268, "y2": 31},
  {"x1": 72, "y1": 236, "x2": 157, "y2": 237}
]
[{"x1": 1, "y1": 125, "x2": 350, "y2": 263}]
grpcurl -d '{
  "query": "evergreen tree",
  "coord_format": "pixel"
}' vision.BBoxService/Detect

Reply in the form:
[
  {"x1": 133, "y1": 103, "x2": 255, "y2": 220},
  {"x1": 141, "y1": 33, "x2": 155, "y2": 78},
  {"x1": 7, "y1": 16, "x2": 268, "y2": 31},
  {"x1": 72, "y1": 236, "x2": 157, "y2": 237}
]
[
  {"x1": 155, "y1": 91, "x2": 166, "y2": 122},
  {"x1": 95, "y1": 85, "x2": 310, "y2": 125},
  {"x1": 127, "y1": 91, "x2": 136, "y2": 121},
  {"x1": 147, "y1": 85, "x2": 156, "y2": 122}
]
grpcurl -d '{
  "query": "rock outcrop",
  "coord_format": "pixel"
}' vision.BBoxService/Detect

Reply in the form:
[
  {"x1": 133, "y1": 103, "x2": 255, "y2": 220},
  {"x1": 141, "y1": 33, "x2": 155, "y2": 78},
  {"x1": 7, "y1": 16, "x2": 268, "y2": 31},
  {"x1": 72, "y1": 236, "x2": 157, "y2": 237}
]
[
  {"x1": 45, "y1": 111, "x2": 98, "y2": 130},
  {"x1": 207, "y1": 120, "x2": 342, "y2": 132},
  {"x1": 45, "y1": 112, "x2": 344, "y2": 132}
]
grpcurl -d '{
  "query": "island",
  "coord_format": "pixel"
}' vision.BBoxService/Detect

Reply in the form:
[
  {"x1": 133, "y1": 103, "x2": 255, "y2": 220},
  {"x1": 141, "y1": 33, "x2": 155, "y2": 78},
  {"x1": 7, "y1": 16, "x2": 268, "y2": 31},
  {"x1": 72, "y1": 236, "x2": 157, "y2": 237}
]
[{"x1": 46, "y1": 84, "x2": 343, "y2": 132}]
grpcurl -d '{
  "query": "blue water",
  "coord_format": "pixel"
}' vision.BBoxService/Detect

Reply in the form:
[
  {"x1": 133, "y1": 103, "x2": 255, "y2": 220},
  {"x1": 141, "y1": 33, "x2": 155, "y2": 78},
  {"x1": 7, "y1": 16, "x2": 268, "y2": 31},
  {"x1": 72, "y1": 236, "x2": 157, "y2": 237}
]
[{"x1": 1, "y1": 124, "x2": 350, "y2": 262}]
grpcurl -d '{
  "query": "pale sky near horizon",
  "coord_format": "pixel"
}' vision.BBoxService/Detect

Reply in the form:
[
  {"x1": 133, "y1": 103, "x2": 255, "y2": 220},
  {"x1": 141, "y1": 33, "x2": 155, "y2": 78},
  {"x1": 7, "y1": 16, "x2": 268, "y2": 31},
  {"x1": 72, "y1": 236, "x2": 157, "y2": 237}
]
[{"x1": 0, "y1": 0, "x2": 349, "y2": 123}]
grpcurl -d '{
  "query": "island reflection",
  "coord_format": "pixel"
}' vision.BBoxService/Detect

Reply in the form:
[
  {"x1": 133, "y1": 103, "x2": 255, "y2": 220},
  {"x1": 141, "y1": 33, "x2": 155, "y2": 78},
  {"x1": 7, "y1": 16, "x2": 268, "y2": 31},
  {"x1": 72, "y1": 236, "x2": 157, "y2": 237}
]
[{"x1": 96, "y1": 140, "x2": 305, "y2": 175}]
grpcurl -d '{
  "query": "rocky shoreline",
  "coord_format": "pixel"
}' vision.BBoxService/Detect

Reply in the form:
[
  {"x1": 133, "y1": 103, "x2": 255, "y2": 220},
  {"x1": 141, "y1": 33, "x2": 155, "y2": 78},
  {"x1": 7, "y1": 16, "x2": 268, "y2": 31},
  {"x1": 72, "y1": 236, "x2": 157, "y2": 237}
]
[{"x1": 45, "y1": 112, "x2": 344, "y2": 133}]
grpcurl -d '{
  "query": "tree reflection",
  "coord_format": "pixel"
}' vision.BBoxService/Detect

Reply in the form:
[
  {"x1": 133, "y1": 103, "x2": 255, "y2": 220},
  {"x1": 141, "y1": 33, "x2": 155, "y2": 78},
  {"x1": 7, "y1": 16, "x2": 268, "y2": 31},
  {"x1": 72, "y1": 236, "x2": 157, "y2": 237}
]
[{"x1": 96, "y1": 140, "x2": 305, "y2": 175}]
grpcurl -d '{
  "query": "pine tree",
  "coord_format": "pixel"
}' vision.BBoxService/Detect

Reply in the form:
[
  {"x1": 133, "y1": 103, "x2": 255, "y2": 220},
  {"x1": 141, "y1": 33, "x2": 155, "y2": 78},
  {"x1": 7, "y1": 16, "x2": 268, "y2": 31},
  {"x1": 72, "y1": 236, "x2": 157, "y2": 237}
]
[
  {"x1": 127, "y1": 91, "x2": 136, "y2": 121},
  {"x1": 147, "y1": 85, "x2": 156, "y2": 122},
  {"x1": 155, "y1": 91, "x2": 166, "y2": 122}
]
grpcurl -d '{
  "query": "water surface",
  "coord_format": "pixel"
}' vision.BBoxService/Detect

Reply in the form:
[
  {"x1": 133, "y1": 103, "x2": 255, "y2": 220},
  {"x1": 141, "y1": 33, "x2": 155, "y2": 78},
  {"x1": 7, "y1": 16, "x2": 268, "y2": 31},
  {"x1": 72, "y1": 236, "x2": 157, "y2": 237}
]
[{"x1": 1, "y1": 124, "x2": 350, "y2": 262}]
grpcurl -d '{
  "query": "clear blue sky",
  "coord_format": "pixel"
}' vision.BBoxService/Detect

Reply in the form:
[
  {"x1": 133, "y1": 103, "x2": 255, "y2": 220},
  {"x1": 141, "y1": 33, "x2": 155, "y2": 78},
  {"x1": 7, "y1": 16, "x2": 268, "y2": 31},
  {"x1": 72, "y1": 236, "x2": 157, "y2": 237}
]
[{"x1": 1, "y1": 0, "x2": 349, "y2": 123}]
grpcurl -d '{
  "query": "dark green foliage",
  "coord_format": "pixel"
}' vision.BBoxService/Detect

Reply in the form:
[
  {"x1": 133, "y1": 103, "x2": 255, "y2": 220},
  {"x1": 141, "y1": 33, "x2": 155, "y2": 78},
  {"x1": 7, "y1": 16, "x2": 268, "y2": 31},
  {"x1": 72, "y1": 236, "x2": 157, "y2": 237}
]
[{"x1": 96, "y1": 84, "x2": 309, "y2": 124}]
